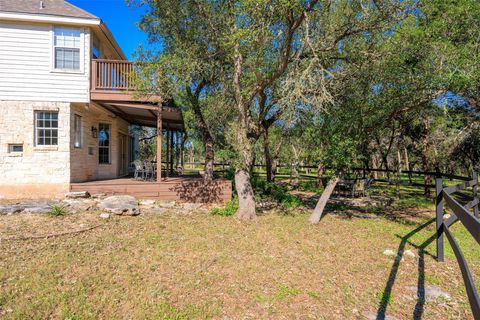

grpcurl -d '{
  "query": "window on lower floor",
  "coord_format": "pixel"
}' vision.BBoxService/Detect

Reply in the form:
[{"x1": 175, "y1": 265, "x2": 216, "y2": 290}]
[
  {"x1": 35, "y1": 111, "x2": 58, "y2": 146},
  {"x1": 74, "y1": 114, "x2": 82, "y2": 148},
  {"x1": 8, "y1": 144, "x2": 23, "y2": 153},
  {"x1": 98, "y1": 123, "x2": 110, "y2": 164}
]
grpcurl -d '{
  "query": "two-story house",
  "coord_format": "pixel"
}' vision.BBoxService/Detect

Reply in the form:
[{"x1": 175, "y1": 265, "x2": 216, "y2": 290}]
[{"x1": 0, "y1": 0, "x2": 194, "y2": 199}]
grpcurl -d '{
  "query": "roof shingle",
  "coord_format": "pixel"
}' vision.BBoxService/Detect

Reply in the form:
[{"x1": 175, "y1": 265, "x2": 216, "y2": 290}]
[{"x1": 0, "y1": 0, "x2": 98, "y2": 20}]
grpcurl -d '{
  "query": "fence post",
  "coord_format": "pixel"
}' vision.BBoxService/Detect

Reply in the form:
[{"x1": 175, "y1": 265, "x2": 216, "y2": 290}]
[
  {"x1": 436, "y1": 177, "x2": 444, "y2": 262},
  {"x1": 473, "y1": 171, "x2": 479, "y2": 219}
]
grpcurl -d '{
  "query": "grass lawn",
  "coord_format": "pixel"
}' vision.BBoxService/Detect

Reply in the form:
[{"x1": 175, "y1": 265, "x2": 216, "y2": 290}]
[{"x1": 1, "y1": 200, "x2": 479, "y2": 319}]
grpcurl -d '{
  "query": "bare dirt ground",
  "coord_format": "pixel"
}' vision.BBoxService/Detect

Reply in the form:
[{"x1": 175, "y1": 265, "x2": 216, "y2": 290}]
[{"x1": 0, "y1": 206, "x2": 478, "y2": 319}]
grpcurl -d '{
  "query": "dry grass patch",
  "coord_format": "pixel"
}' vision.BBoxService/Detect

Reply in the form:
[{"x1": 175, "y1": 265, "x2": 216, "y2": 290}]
[{"x1": 0, "y1": 209, "x2": 478, "y2": 319}]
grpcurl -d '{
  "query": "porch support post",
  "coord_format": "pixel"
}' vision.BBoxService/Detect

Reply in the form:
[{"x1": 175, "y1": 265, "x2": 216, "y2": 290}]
[
  {"x1": 170, "y1": 130, "x2": 175, "y2": 175},
  {"x1": 156, "y1": 106, "x2": 162, "y2": 182},
  {"x1": 166, "y1": 125, "x2": 170, "y2": 179}
]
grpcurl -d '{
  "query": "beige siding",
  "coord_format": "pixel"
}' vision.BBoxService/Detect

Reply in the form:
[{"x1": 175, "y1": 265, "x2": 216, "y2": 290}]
[{"x1": 0, "y1": 21, "x2": 90, "y2": 102}]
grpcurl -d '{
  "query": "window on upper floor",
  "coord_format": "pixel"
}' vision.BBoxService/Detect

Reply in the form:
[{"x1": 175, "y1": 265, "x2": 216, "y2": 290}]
[{"x1": 54, "y1": 27, "x2": 81, "y2": 71}]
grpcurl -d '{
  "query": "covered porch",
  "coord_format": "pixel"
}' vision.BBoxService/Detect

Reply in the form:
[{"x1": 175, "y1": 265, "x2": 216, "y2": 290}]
[{"x1": 71, "y1": 59, "x2": 232, "y2": 203}]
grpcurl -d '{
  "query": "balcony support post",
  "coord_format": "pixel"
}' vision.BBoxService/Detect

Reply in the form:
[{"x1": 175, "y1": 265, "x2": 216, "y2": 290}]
[
  {"x1": 156, "y1": 105, "x2": 162, "y2": 182},
  {"x1": 166, "y1": 124, "x2": 170, "y2": 179}
]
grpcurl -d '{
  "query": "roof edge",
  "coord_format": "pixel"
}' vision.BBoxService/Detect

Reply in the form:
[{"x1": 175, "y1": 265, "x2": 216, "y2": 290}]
[
  {"x1": 63, "y1": 0, "x2": 99, "y2": 20},
  {"x1": 0, "y1": 11, "x2": 101, "y2": 26},
  {"x1": 98, "y1": 21, "x2": 127, "y2": 60}
]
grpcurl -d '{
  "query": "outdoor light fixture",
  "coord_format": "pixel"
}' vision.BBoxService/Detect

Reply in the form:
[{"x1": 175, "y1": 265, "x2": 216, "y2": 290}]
[{"x1": 91, "y1": 126, "x2": 98, "y2": 138}]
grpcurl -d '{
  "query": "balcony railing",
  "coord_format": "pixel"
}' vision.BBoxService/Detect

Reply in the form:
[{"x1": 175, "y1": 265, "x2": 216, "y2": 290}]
[{"x1": 90, "y1": 59, "x2": 159, "y2": 102}]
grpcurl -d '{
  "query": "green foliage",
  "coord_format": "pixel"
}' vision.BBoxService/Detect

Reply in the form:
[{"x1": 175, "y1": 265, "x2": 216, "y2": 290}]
[
  {"x1": 275, "y1": 284, "x2": 301, "y2": 300},
  {"x1": 377, "y1": 291, "x2": 394, "y2": 305},
  {"x1": 297, "y1": 180, "x2": 323, "y2": 193},
  {"x1": 272, "y1": 189, "x2": 303, "y2": 209},
  {"x1": 210, "y1": 197, "x2": 238, "y2": 216},
  {"x1": 49, "y1": 204, "x2": 67, "y2": 217}
]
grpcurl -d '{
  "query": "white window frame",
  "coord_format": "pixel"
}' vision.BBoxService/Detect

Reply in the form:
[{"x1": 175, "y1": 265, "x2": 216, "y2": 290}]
[
  {"x1": 35, "y1": 111, "x2": 59, "y2": 146},
  {"x1": 74, "y1": 114, "x2": 82, "y2": 148},
  {"x1": 51, "y1": 26, "x2": 85, "y2": 74}
]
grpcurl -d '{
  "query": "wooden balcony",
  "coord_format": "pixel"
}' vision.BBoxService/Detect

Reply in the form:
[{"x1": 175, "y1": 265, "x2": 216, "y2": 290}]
[{"x1": 90, "y1": 59, "x2": 160, "y2": 102}]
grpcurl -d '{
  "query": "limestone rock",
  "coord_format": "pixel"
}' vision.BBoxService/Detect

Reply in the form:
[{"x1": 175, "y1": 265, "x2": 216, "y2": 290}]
[
  {"x1": 403, "y1": 250, "x2": 416, "y2": 259},
  {"x1": 65, "y1": 191, "x2": 90, "y2": 199},
  {"x1": 62, "y1": 199, "x2": 97, "y2": 213},
  {"x1": 157, "y1": 200, "x2": 176, "y2": 208},
  {"x1": 424, "y1": 285, "x2": 450, "y2": 300},
  {"x1": 23, "y1": 204, "x2": 52, "y2": 214},
  {"x1": 91, "y1": 193, "x2": 107, "y2": 199},
  {"x1": 139, "y1": 199, "x2": 156, "y2": 206},
  {"x1": 0, "y1": 204, "x2": 24, "y2": 215},
  {"x1": 99, "y1": 213, "x2": 110, "y2": 219},
  {"x1": 98, "y1": 195, "x2": 140, "y2": 216},
  {"x1": 0, "y1": 202, "x2": 52, "y2": 215},
  {"x1": 383, "y1": 249, "x2": 396, "y2": 257},
  {"x1": 408, "y1": 285, "x2": 450, "y2": 301},
  {"x1": 183, "y1": 203, "x2": 202, "y2": 210},
  {"x1": 147, "y1": 207, "x2": 168, "y2": 215}
]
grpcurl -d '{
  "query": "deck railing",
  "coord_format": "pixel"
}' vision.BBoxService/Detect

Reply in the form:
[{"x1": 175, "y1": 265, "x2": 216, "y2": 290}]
[
  {"x1": 436, "y1": 173, "x2": 480, "y2": 319},
  {"x1": 91, "y1": 59, "x2": 136, "y2": 92}
]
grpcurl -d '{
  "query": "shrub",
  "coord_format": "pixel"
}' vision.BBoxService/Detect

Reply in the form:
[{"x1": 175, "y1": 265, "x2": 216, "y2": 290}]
[
  {"x1": 272, "y1": 188, "x2": 303, "y2": 209},
  {"x1": 211, "y1": 197, "x2": 238, "y2": 216},
  {"x1": 49, "y1": 204, "x2": 67, "y2": 216},
  {"x1": 280, "y1": 195, "x2": 303, "y2": 209}
]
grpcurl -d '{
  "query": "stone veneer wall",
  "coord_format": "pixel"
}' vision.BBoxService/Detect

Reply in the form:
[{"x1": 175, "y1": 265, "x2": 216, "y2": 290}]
[
  {"x1": 0, "y1": 101, "x2": 71, "y2": 198},
  {"x1": 0, "y1": 101, "x2": 130, "y2": 199},
  {"x1": 70, "y1": 103, "x2": 129, "y2": 182}
]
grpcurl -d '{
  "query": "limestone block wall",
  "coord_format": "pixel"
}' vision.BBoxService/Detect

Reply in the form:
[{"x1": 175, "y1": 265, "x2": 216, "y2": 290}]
[
  {"x1": 70, "y1": 103, "x2": 129, "y2": 182},
  {"x1": 0, "y1": 101, "x2": 71, "y2": 198}
]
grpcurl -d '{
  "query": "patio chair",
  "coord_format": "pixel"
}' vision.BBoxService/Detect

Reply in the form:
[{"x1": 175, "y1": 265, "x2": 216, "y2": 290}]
[
  {"x1": 175, "y1": 165, "x2": 183, "y2": 175},
  {"x1": 132, "y1": 160, "x2": 145, "y2": 180},
  {"x1": 144, "y1": 161, "x2": 155, "y2": 180}
]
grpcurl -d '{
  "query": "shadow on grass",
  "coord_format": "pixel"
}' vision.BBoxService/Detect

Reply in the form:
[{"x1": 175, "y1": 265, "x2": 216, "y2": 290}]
[{"x1": 376, "y1": 218, "x2": 436, "y2": 320}]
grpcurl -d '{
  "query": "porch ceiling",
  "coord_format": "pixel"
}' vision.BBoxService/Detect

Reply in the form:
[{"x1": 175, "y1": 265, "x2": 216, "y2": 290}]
[{"x1": 97, "y1": 102, "x2": 184, "y2": 131}]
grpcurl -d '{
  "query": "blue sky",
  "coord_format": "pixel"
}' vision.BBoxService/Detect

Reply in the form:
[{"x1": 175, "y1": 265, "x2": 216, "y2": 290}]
[{"x1": 68, "y1": 0, "x2": 149, "y2": 59}]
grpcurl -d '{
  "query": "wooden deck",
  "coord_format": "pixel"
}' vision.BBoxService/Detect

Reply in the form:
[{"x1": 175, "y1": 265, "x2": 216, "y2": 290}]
[{"x1": 70, "y1": 177, "x2": 232, "y2": 203}]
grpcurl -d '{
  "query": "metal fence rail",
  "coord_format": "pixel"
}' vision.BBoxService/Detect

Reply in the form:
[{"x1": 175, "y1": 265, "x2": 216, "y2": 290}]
[{"x1": 436, "y1": 172, "x2": 480, "y2": 319}]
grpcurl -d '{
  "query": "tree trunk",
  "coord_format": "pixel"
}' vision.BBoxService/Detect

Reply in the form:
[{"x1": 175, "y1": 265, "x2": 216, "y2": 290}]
[
  {"x1": 204, "y1": 136, "x2": 214, "y2": 181},
  {"x1": 403, "y1": 146, "x2": 410, "y2": 171},
  {"x1": 421, "y1": 117, "x2": 431, "y2": 197},
  {"x1": 317, "y1": 163, "x2": 325, "y2": 188},
  {"x1": 187, "y1": 84, "x2": 215, "y2": 181},
  {"x1": 264, "y1": 129, "x2": 273, "y2": 183},
  {"x1": 271, "y1": 158, "x2": 278, "y2": 183},
  {"x1": 235, "y1": 168, "x2": 256, "y2": 220},
  {"x1": 234, "y1": 107, "x2": 257, "y2": 220},
  {"x1": 250, "y1": 154, "x2": 256, "y2": 175},
  {"x1": 404, "y1": 146, "x2": 412, "y2": 184},
  {"x1": 309, "y1": 176, "x2": 340, "y2": 224},
  {"x1": 396, "y1": 149, "x2": 402, "y2": 198},
  {"x1": 372, "y1": 155, "x2": 378, "y2": 179}
]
